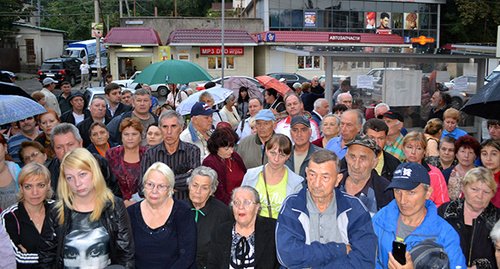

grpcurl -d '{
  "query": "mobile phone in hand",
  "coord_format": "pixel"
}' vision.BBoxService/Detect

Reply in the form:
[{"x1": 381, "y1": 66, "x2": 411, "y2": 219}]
[{"x1": 392, "y1": 241, "x2": 407, "y2": 265}]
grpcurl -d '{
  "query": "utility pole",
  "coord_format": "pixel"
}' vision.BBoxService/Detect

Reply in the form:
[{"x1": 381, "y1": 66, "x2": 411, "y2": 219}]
[
  {"x1": 221, "y1": 0, "x2": 225, "y2": 88},
  {"x1": 95, "y1": 0, "x2": 101, "y2": 87}
]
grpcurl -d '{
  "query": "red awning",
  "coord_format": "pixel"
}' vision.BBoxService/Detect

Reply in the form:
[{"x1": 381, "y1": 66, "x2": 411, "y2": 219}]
[{"x1": 104, "y1": 27, "x2": 162, "y2": 46}]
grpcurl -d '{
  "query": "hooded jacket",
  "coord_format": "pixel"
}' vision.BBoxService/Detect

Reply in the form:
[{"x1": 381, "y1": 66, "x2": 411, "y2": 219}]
[{"x1": 372, "y1": 199, "x2": 466, "y2": 269}]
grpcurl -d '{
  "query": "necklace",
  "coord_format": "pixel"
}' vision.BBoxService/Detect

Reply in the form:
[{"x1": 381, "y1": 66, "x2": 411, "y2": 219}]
[{"x1": 226, "y1": 158, "x2": 232, "y2": 172}]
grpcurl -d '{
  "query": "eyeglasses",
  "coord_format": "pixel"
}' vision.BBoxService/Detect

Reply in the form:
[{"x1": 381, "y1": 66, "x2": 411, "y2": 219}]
[
  {"x1": 23, "y1": 151, "x2": 40, "y2": 162},
  {"x1": 144, "y1": 182, "x2": 169, "y2": 192},
  {"x1": 231, "y1": 200, "x2": 257, "y2": 208},
  {"x1": 20, "y1": 117, "x2": 34, "y2": 122}
]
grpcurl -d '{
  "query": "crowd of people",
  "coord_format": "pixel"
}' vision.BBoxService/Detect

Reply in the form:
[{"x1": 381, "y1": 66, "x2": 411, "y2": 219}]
[{"x1": 0, "y1": 76, "x2": 499, "y2": 269}]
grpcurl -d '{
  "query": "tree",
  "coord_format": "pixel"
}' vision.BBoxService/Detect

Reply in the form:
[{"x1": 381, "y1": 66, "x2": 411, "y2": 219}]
[
  {"x1": 440, "y1": 0, "x2": 500, "y2": 44},
  {"x1": 0, "y1": 0, "x2": 25, "y2": 45}
]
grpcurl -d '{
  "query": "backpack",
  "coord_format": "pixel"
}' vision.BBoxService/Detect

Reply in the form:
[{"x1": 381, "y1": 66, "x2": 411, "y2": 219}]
[{"x1": 409, "y1": 239, "x2": 450, "y2": 269}]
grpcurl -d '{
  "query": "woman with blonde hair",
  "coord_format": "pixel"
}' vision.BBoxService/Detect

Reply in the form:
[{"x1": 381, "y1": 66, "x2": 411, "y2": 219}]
[
  {"x1": 1, "y1": 163, "x2": 53, "y2": 268},
  {"x1": 423, "y1": 118, "x2": 443, "y2": 158},
  {"x1": 402, "y1": 131, "x2": 450, "y2": 208},
  {"x1": 38, "y1": 148, "x2": 134, "y2": 268},
  {"x1": 441, "y1": 108, "x2": 467, "y2": 140}
]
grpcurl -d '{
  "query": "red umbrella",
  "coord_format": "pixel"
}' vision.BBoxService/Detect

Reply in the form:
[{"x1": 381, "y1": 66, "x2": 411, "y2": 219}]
[{"x1": 255, "y1": 75, "x2": 292, "y2": 97}]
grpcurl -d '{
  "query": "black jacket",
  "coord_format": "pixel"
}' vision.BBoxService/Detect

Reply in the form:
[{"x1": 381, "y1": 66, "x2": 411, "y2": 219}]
[
  {"x1": 340, "y1": 150, "x2": 401, "y2": 181},
  {"x1": 105, "y1": 102, "x2": 133, "y2": 119},
  {"x1": 46, "y1": 153, "x2": 123, "y2": 199},
  {"x1": 76, "y1": 116, "x2": 112, "y2": 148},
  {"x1": 185, "y1": 196, "x2": 233, "y2": 269},
  {"x1": 208, "y1": 216, "x2": 279, "y2": 269},
  {"x1": 285, "y1": 143, "x2": 320, "y2": 178},
  {"x1": 438, "y1": 198, "x2": 500, "y2": 269},
  {"x1": 37, "y1": 197, "x2": 135, "y2": 269},
  {"x1": 1, "y1": 201, "x2": 54, "y2": 268},
  {"x1": 60, "y1": 109, "x2": 91, "y2": 125}
]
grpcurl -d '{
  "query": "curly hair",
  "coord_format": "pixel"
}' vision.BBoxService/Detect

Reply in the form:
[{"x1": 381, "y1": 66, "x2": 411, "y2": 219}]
[{"x1": 454, "y1": 135, "x2": 480, "y2": 156}]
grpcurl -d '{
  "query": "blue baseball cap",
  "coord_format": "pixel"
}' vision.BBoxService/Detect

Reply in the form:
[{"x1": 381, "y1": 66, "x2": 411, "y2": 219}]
[
  {"x1": 191, "y1": 102, "x2": 215, "y2": 116},
  {"x1": 255, "y1": 109, "x2": 275, "y2": 122},
  {"x1": 386, "y1": 162, "x2": 430, "y2": 191}
]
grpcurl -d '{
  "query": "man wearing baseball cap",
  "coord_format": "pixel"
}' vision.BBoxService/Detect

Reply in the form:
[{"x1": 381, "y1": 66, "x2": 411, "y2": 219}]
[
  {"x1": 378, "y1": 109, "x2": 405, "y2": 162},
  {"x1": 338, "y1": 134, "x2": 393, "y2": 216},
  {"x1": 41, "y1": 77, "x2": 61, "y2": 116},
  {"x1": 372, "y1": 162, "x2": 466, "y2": 268},
  {"x1": 180, "y1": 101, "x2": 215, "y2": 162},
  {"x1": 237, "y1": 109, "x2": 276, "y2": 169},
  {"x1": 285, "y1": 115, "x2": 320, "y2": 178}
]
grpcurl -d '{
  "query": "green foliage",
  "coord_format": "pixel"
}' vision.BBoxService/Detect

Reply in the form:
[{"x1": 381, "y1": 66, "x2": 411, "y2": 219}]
[
  {"x1": 441, "y1": 0, "x2": 500, "y2": 44},
  {"x1": 0, "y1": 0, "x2": 24, "y2": 42}
]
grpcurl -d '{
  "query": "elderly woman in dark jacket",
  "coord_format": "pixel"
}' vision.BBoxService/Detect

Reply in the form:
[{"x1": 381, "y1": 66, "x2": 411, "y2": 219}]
[
  {"x1": 202, "y1": 127, "x2": 246, "y2": 205},
  {"x1": 208, "y1": 186, "x2": 279, "y2": 269},
  {"x1": 185, "y1": 166, "x2": 232, "y2": 269},
  {"x1": 438, "y1": 167, "x2": 500, "y2": 269}
]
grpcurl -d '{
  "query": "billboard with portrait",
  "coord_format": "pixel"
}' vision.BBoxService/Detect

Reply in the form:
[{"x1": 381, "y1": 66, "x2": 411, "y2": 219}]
[
  {"x1": 365, "y1": 12, "x2": 376, "y2": 29},
  {"x1": 376, "y1": 12, "x2": 391, "y2": 29},
  {"x1": 404, "y1": 13, "x2": 418, "y2": 29}
]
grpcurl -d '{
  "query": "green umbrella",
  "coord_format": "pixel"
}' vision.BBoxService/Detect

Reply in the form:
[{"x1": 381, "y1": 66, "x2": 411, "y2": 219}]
[{"x1": 133, "y1": 59, "x2": 212, "y2": 85}]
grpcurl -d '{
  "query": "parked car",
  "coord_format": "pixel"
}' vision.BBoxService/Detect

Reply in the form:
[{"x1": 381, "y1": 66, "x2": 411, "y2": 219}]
[
  {"x1": 112, "y1": 71, "x2": 169, "y2": 96},
  {"x1": 319, "y1": 75, "x2": 350, "y2": 91},
  {"x1": 38, "y1": 57, "x2": 82, "y2": 87},
  {"x1": 485, "y1": 65, "x2": 500, "y2": 84},
  {"x1": 83, "y1": 87, "x2": 135, "y2": 109},
  {"x1": 266, "y1": 73, "x2": 310, "y2": 87},
  {"x1": 444, "y1": 75, "x2": 477, "y2": 94}
]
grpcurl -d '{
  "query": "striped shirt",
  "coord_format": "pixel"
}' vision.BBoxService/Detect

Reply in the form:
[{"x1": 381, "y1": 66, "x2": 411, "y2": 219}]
[
  {"x1": 140, "y1": 140, "x2": 201, "y2": 200},
  {"x1": 384, "y1": 134, "x2": 405, "y2": 162},
  {"x1": 7, "y1": 131, "x2": 41, "y2": 163}
]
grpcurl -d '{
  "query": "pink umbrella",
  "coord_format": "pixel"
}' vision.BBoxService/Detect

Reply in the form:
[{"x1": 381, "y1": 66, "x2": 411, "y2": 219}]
[{"x1": 224, "y1": 76, "x2": 263, "y2": 102}]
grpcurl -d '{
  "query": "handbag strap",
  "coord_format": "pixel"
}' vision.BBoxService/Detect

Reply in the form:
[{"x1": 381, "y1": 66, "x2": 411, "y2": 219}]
[{"x1": 261, "y1": 165, "x2": 273, "y2": 218}]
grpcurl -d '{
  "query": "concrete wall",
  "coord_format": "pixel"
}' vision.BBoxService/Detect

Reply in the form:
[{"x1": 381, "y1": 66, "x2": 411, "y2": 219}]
[
  {"x1": 13, "y1": 26, "x2": 63, "y2": 71},
  {"x1": 120, "y1": 17, "x2": 264, "y2": 44}
]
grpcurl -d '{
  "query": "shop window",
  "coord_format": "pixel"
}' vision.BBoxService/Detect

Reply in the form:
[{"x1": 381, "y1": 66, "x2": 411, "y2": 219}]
[
  {"x1": 26, "y1": 39, "x2": 35, "y2": 62},
  {"x1": 356, "y1": 61, "x2": 371, "y2": 69},
  {"x1": 297, "y1": 56, "x2": 320, "y2": 70},
  {"x1": 207, "y1": 57, "x2": 235, "y2": 70}
]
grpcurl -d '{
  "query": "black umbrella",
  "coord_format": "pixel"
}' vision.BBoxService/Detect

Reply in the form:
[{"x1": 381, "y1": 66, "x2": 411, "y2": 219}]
[
  {"x1": 0, "y1": 81, "x2": 34, "y2": 100},
  {"x1": 461, "y1": 74, "x2": 500, "y2": 120}
]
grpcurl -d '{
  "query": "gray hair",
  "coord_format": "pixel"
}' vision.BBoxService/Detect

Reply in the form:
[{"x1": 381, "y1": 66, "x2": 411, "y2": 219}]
[
  {"x1": 143, "y1": 162, "x2": 175, "y2": 197},
  {"x1": 50, "y1": 123, "x2": 82, "y2": 145},
  {"x1": 375, "y1": 103, "x2": 390, "y2": 115},
  {"x1": 491, "y1": 220, "x2": 500, "y2": 244},
  {"x1": 337, "y1": 92, "x2": 352, "y2": 103},
  {"x1": 133, "y1": 88, "x2": 152, "y2": 100},
  {"x1": 91, "y1": 96, "x2": 106, "y2": 105},
  {"x1": 199, "y1": 91, "x2": 214, "y2": 101},
  {"x1": 309, "y1": 149, "x2": 340, "y2": 173},
  {"x1": 231, "y1": 185, "x2": 261, "y2": 204},
  {"x1": 292, "y1": 82, "x2": 302, "y2": 89},
  {"x1": 343, "y1": 109, "x2": 364, "y2": 127},
  {"x1": 159, "y1": 110, "x2": 185, "y2": 129},
  {"x1": 320, "y1": 114, "x2": 340, "y2": 132},
  {"x1": 187, "y1": 166, "x2": 219, "y2": 194},
  {"x1": 313, "y1": 98, "x2": 327, "y2": 110},
  {"x1": 312, "y1": 76, "x2": 319, "y2": 80}
]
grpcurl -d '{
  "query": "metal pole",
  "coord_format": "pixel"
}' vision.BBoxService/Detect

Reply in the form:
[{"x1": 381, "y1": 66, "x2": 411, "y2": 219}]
[
  {"x1": 221, "y1": 0, "x2": 225, "y2": 88},
  {"x1": 95, "y1": 0, "x2": 101, "y2": 87},
  {"x1": 119, "y1": 0, "x2": 122, "y2": 18}
]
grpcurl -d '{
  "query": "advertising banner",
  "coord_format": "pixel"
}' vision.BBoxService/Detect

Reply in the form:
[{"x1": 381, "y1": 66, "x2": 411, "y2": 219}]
[
  {"x1": 200, "y1": 47, "x2": 244, "y2": 56},
  {"x1": 305, "y1": 11, "x2": 316, "y2": 27}
]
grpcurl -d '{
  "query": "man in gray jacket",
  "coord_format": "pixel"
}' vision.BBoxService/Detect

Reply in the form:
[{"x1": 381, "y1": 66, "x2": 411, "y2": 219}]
[{"x1": 285, "y1": 115, "x2": 320, "y2": 178}]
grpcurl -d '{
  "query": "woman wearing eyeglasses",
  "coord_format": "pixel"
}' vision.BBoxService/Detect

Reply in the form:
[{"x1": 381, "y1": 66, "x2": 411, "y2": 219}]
[
  {"x1": 127, "y1": 162, "x2": 197, "y2": 269},
  {"x1": 241, "y1": 134, "x2": 303, "y2": 219},
  {"x1": 208, "y1": 185, "x2": 279, "y2": 268}
]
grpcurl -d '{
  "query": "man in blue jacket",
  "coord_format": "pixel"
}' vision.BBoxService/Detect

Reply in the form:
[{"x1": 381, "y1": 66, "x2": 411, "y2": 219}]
[
  {"x1": 276, "y1": 149, "x2": 377, "y2": 268},
  {"x1": 372, "y1": 162, "x2": 466, "y2": 268}
]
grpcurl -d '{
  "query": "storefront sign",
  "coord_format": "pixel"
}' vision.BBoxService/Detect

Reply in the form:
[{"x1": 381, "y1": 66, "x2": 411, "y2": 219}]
[
  {"x1": 304, "y1": 11, "x2": 316, "y2": 27},
  {"x1": 411, "y1": 36, "x2": 435, "y2": 45},
  {"x1": 159, "y1": 46, "x2": 170, "y2": 61},
  {"x1": 328, "y1": 34, "x2": 361, "y2": 42},
  {"x1": 91, "y1": 23, "x2": 103, "y2": 38},
  {"x1": 200, "y1": 47, "x2": 244, "y2": 56}
]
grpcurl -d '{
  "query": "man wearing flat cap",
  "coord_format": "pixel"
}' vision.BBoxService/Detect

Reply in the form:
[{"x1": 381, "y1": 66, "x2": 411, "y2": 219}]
[
  {"x1": 60, "y1": 92, "x2": 91, "y2": 125},
  {"x1": 285, "y1": 115, "x2": 320, "y2": 178},
  {"x1": 180, "y1": 101, "x2": 215, "y2": 162},
  {"x1": 237, "y1": 109, "x2": 276, "y2": 169},
  {"x1": 41, "y1": 77, "x2": 61, "y2": 116},
  {"x1": 338, "y1": 134, "x2": 393, "y2": 216},
  {"x1": 372, "y1": 162, "x2": 466, "y2": 269},
  {"x1": 378, "y1": 109, "x2": 405, "y2": 162}
]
